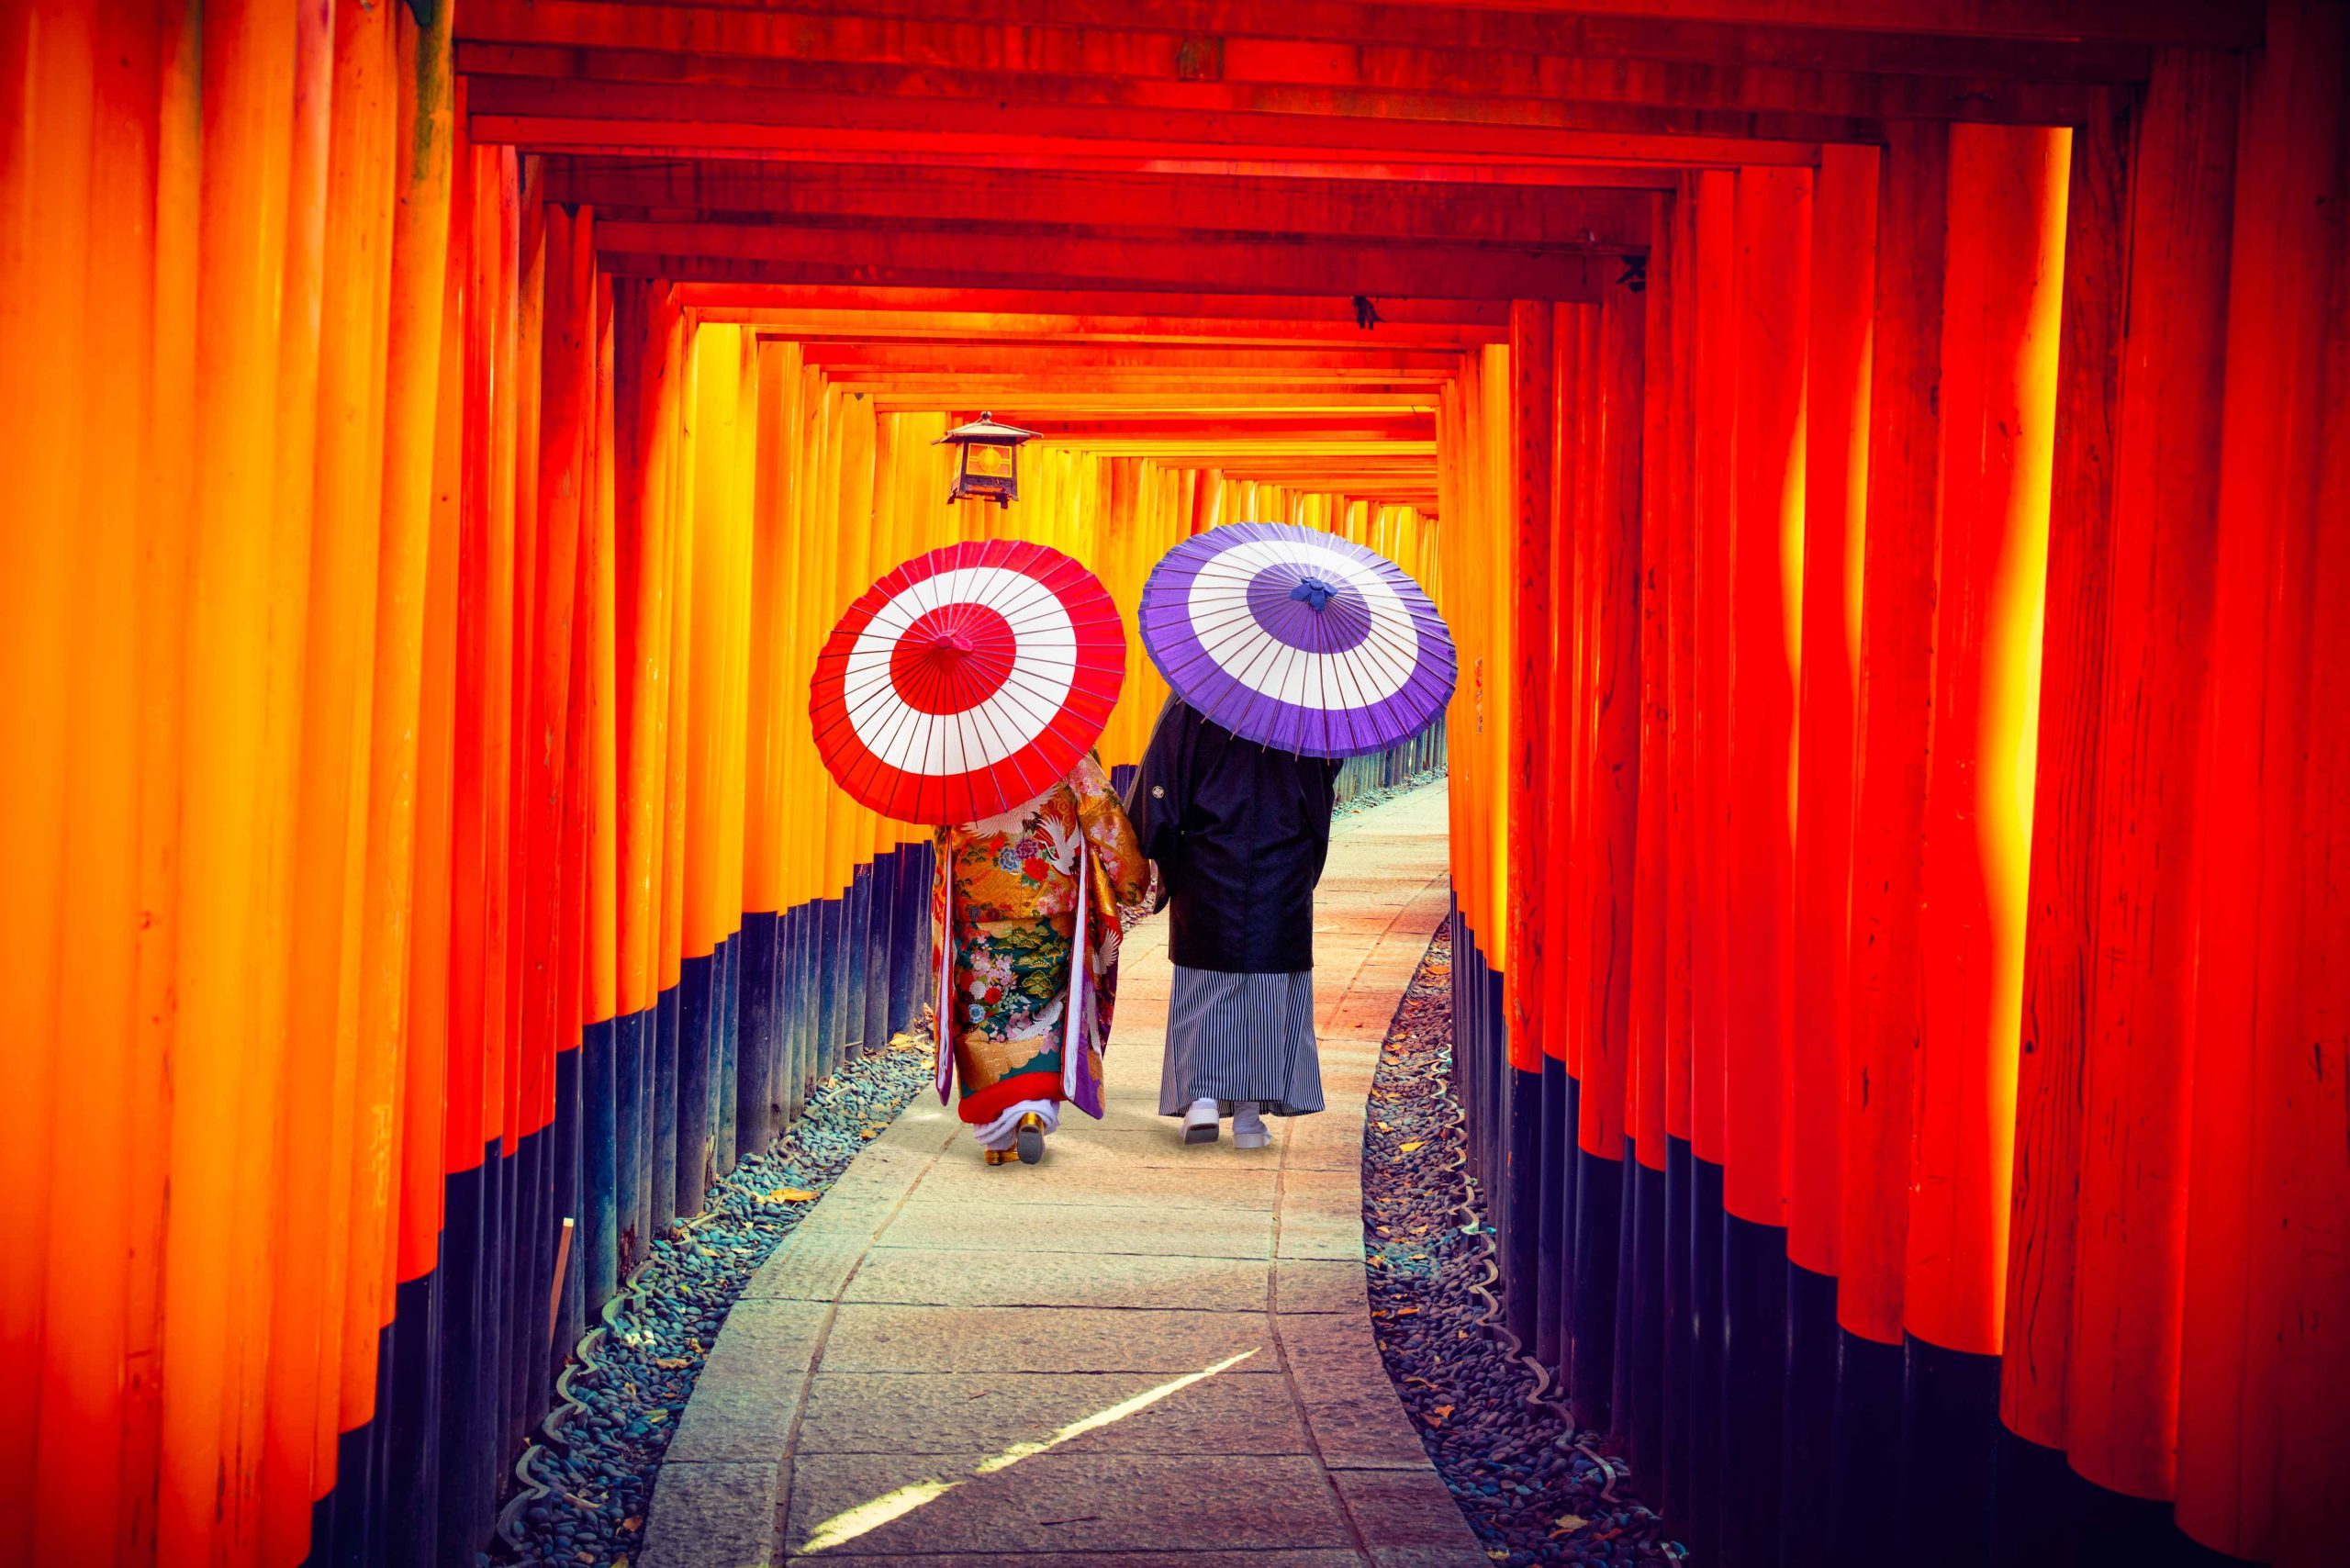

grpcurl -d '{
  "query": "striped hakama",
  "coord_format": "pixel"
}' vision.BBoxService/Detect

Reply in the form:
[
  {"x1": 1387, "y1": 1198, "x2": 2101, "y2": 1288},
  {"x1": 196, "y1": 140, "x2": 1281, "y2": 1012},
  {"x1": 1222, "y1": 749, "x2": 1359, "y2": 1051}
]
[{"x1": 1156, "y1": 964, "x2": 1325, "y2": 1117}]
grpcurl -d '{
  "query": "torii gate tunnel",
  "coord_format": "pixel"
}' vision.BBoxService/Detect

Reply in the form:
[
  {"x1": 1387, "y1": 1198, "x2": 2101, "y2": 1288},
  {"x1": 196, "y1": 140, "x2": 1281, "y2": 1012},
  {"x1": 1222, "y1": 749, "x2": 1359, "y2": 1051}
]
[{"x1": 3, "y1": 1, "x2": 2345, "y2": 1566}]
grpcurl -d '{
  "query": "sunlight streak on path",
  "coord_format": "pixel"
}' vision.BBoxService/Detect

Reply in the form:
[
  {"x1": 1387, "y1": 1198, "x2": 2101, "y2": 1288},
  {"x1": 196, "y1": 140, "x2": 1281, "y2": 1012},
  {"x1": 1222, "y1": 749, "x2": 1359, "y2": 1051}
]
[{"x1": 798, "y1": 1350, "x2": 1261, "y2": 1553}]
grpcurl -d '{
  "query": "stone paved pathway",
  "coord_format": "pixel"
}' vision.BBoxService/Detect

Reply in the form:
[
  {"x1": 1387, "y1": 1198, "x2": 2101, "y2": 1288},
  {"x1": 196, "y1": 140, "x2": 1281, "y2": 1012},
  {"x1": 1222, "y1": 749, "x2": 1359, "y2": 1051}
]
[{"x1": 640, "y1": 784, "x2": 1480, "y2": 1567}]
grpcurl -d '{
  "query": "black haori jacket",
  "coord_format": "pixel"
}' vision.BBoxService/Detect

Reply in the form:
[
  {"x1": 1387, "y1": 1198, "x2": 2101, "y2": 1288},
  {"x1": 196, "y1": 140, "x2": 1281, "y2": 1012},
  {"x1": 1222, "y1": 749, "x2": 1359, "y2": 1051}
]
[{"x1": 1122, "y1": 696, "x2": 1343, "y2": 974}]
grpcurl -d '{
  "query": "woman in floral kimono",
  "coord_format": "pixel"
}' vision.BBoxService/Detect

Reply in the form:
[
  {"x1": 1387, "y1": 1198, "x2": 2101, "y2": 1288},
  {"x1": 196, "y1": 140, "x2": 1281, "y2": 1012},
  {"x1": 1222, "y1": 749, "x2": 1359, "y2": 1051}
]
[{"x1": 932, "y1": 750, "x2": 1149, "y2": 1164}]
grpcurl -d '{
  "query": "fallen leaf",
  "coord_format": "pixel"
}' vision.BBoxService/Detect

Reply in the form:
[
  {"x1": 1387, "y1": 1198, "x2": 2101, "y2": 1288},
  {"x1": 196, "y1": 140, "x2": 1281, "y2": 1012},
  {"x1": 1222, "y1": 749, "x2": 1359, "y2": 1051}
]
[
  {"x1": 1556, "y1": 1514, "x2": 1589, "y2": 1533},
  {"x1": 620, "y1": 1518, "x2": 643, "y2": 1533},
  {"x1": 654, "y1": 1357, "x2": 689, "y2": 1370},
  {"x1": 1411, "y1": 1225, "x2": 1431, "y2": 1235},
  {"x1": 1393, "y1": 1305, "x2": 1419, "y2": 1316},
  {"x1": 765, "y1": 1187, "x2": 821, "y2": 1204},
  {"x1": 1376, "y1": 1121, "x2": 1394, "y2": 1131},
  {"x1": 1423, "y1": 1404, "x2": 1454, "y2": 1428},
  {"x1": 1399, "y1": 1139, "x2": 1426, "y2": 1153}
]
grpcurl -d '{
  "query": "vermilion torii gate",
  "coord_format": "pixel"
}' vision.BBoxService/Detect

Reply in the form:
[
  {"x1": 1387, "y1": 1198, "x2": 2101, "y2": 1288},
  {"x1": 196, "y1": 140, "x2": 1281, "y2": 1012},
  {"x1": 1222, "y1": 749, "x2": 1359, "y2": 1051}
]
[{"x1": 3, "y1": 3, "x2": 2344, "y2": 1567}]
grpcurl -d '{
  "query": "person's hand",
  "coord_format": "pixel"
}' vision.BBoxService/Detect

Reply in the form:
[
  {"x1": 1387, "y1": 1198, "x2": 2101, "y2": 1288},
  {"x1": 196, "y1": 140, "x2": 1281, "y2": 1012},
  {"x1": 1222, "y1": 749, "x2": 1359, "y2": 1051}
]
[{"x1": 1119, "y1": 861, "x2": 1169, "y2": 924}]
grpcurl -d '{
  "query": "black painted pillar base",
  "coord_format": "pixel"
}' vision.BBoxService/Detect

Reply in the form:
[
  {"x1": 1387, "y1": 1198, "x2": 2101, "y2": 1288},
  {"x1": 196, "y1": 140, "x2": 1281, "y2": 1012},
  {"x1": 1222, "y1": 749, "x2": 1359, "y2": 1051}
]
[
  {"x1": 845, "y1": 865, "x2": 873, "y2": 1058},
  {"x1": 713, "y1": 934, "x2": 740, "y2": 1173},
  {"x1": 1617, "y1": 1148, "x2": 1667, "y2": 1487},
  {"x1": 1570, "y1": 1141, "x2": 1622, "y2": 1432},
  {"x1": 1829, "y1": 1327, "x2": 1905, "y2": 1568},
  {"x1": 1503, "y1": 1063, "x2": 1544, "y2": 1349},
  {"x1": 1719, "y1": 1212, "x2": 1787, "y2": 1566},
  {"x1": 1900, "y1": 1334, "x2": 2001, "y2": 1568},
  {"x1": 1688, "y1": 1153, "x2": 1726, "y2": 1562},
  {"x1": 385, "y1": 1270, "x2": 443, "y2": 1568},
  {"x1": 583, "y1": 1016, "x2": 620, "y2": 1309},
  {"x1": 1782, "y1": 1260, "x2": 1840, "y2": 1568},
  {"x1": 614, "y1": 1009, "x2": 649, "y2": 1272},
  {"x1": 1662, "y1": 1135, "x2": 1695, "y2": 1526},
  {"x1": 863, "y1": 852, "x2": 893, "y2": 1054},
  {"x1": 675, "y1": 950, "x2": 715, "y2": 1216},
  {"x1": 815, "y1": 895, "x2": 844, "y2": 1081},
  {"x1": 653, "y1": 985, "x2": 680, "y2": 1229},
  {"x1": 736, "y1": 912, "x2": 778, "y2": 1154},
  {"x1": 1536, "y1": 1054, "x2": 1570, "y2": 1375}
]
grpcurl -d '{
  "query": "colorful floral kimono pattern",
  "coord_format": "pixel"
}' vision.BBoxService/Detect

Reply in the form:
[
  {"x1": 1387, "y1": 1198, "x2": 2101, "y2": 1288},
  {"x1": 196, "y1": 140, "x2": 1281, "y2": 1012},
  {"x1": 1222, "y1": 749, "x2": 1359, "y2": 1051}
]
[{"x1": 931, "y1": 752, "x2": 1148, "y2": 1127}]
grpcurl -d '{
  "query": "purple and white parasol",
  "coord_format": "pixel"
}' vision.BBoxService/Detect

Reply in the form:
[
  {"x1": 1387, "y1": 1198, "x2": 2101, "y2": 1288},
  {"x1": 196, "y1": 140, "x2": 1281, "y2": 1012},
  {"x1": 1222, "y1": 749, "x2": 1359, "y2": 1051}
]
[{"x1": 1136, "y1": 521, "x2": 1457, "y2": 758}]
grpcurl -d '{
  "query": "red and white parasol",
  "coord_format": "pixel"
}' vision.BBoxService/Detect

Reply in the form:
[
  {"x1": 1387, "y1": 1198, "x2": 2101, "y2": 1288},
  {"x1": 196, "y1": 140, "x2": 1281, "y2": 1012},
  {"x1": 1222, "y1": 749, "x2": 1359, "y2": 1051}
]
[{"x1": 809, "y1": 538, "x2": 1127, "y2": 826}]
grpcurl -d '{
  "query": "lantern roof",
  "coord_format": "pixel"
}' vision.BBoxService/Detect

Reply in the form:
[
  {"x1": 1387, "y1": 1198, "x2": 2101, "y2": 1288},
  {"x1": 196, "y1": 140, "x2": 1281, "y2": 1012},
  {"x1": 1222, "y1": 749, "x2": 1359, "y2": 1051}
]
[{"x1": 934, "y1": 411, "x2": 1037, "y2": 446}]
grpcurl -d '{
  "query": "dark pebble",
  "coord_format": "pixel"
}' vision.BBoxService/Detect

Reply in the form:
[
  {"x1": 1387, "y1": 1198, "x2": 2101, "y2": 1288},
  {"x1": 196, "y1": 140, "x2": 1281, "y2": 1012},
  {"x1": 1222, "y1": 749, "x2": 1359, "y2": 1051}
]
[
  {"x1": 491, "y1": 1034, "x2": 933, "y2": 1566},
  {"x1": 1360, "y1": 926, "x2": 1672, "y2": 1567}
]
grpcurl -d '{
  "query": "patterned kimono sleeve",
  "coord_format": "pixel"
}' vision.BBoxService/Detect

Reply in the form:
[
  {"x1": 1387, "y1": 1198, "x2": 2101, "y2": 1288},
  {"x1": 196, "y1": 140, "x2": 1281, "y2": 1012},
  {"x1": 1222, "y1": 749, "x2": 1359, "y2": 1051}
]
[
  {"x1": 930, "y1": 825, "x2": 956, "y2": 997},
  {"x1": 1070, "y1": 750, "x2": 1150, "y2": 907},
  {"x1": 928, "y1": 823, "x2": 957, "y2": 1100}
]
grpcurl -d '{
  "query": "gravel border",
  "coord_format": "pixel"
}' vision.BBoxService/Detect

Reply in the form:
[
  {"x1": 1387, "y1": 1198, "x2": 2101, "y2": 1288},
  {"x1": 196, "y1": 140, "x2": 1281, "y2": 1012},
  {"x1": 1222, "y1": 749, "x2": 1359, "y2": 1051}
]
[
  {"x1": 1360, "y1": 927, "x2": 1683, "y2": 1566},
  {"x1": 494, "y1": 1034, "x2": 934, "y2": 1568},
  {"x1": 1335, "y1": 766, "x2": 1447, "y2": 821}
]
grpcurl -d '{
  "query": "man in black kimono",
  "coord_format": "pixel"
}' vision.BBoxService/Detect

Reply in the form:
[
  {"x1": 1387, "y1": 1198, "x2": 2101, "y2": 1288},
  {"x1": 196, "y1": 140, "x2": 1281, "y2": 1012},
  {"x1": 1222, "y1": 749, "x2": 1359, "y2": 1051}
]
[{"x1": 1123, "y1": 694, "x2": 1344, "y2": 1148}]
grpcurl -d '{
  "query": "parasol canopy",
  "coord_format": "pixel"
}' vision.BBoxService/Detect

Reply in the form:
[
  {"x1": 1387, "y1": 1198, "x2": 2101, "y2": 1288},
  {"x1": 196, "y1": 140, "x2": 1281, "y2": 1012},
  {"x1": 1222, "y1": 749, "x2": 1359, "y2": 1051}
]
[
  {"x1": 810, "y1": 538, "x2": 1126, "y2": 825},
  {"x1": 1136, "y1": 521, "x2": 1456, "y2": 758}
]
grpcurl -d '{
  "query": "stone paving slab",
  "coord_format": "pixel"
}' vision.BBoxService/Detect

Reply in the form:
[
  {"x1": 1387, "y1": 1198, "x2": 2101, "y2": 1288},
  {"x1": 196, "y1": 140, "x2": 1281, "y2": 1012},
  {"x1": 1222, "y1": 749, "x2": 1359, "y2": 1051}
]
[
  {"x1": 841, "y1": 1248, "x2": 1271, "y2": 1311},
  {"x1": 662, "y1": 1300, "x2": 830, "y2": 1463},
  {"x1": 744, "y1": 1230, "x2": 877, "y2": 1304},
  {"x1": 876, "y1": 1202, "x2": 1279, "y2": 1259},
  {"x1": 819, "y1": 1305, "x2": 1279, "y2": 1375},
  {"x1": 1331, "y1": 1472, "x2": 1495, "y2": 1565},
  {"x1": 782, "y1": 1198, "x2": 905, "y2": 1243},
  {"x1": 1274, "y1": 1213, "x2": 1370, "y2": 1262},
  {"x1": 795, "y1": 1371, "x2": 1304, "y2": 1455},
  {"x1": 643, "y1": 787, "x2": 1481, "y2": 1567},
  {"x1": 783, "y1": 1453, "x2": 1358, "y2": 1556},
  {"x1": 1274, "y1": 1260, "x2": 1370, "y2": 1316},
  {"x1": 1276, "y1": 1316, "x2": 1435, "y2": 1473},
  {"x1": 1277, "y1": 1130, "x2": 1377, "y2": 1173},
  {"x1": 903, "y1": 1164, "x2": 1281, "y2": 1213},
  {"x1": 642, "y1": 1459, "x2": 789, "y2": 1568},
  {"x1": 800, "y1": 1554, "x2": 1366, "y2": 1567},
  {"x1": 1003, "y1": 1127, "x2": 1310, "y2": 1171}
]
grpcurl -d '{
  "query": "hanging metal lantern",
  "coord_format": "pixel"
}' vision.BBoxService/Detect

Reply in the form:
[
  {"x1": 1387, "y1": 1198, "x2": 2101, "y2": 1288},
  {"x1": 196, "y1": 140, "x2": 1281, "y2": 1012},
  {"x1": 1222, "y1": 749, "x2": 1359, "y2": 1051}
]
[{"x1": 935, "y1": 411, "x2": 1037, "y2": 508}]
